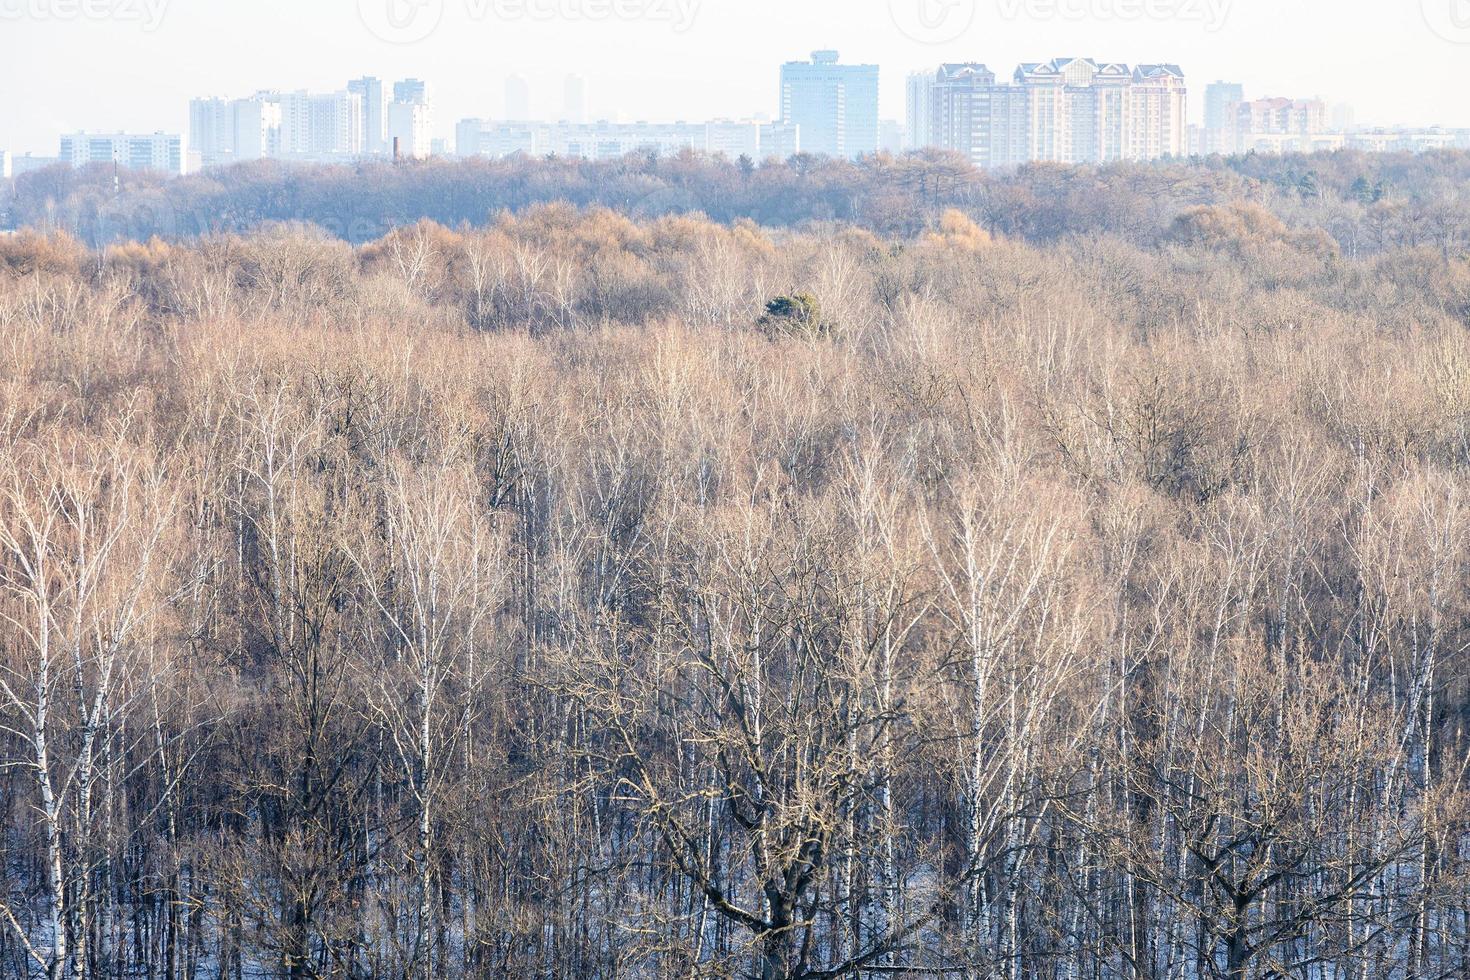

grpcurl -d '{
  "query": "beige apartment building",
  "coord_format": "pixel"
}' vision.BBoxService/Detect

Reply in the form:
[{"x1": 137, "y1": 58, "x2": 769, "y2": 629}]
[{"x1": 927, "y1": 58, "x2": 1187, "y2": 167}]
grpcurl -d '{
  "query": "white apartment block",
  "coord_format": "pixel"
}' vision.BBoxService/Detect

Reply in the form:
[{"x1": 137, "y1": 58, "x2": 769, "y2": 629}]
[
  {"x1": 348, "y1": 77, "x2": 388, "y2": 155},
  {"x1": 924, "y1": 58, "x2": 1187, "y2": 167},
  {"x1": 388, "y1": 100, "x2": 433, "y2": 159},
  {"x1": 0, "y1": 150, "x2": 10, "y2": 179},
  {"x1": 1343, "y1": 129, "x2": 1470, "y2": 153},
  {"x1": 9, "y1": 154, "x2": 60, "y2": 176},
  {"x1": 278, "y1": 90, "x2": 364, "y2": 160},
  {"x1": 906, "y1": 71, "x2": 936, "y2": 151},
  {"x1": 710, "y1": 120, "x2": 799, "y2": 160},
  {"x1": 191, "y1": 77, "x2": 430, "y2": 168},
  {"x1": 191, "y1": 96, "x2": 280, "y2": 167},
  {"x1": 59, "y1": 132, "x2": 184, "y2": 174},
  {"x1": 455, "y1": 119, "x2": 800, "y2": 162},
  {"x1": 195, "y1": 92, "x2": 351, "y2": 167},
  {"x1": 233, "y1": 97, "x2": 284, "y2": 161},
  {"x1": 189, "y1": 98, "x2": 231, "y2": 166}
]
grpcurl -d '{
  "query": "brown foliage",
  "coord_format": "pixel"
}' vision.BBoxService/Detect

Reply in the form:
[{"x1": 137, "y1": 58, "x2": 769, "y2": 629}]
[{"x1": 0, "y1": 202, "x2": 1468, "y2": 980}]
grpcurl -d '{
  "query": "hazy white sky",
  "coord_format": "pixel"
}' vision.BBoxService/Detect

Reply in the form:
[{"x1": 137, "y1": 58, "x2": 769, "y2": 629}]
[{"x1": 2, "y1": 0, "x2": 1468, "y2": 155}]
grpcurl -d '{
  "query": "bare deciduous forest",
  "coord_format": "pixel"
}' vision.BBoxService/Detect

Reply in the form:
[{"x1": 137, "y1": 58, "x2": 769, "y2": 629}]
[{"x1": 2, "y1": 152, "x2": 1470, "y2": 980}]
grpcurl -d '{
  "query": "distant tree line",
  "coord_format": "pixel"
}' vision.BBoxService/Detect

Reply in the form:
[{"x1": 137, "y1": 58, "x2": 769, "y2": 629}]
[{"x1": 7, "y1": 148, "x2": 1470, "y2": 256}]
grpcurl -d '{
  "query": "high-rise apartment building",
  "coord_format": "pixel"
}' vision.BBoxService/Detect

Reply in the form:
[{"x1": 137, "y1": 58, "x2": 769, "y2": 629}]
[
  {"x1": 780, "y1": 51, "x2": 879, "y2": 160},
  {"x1": 192, "y1": 78, "x2": 430, "y2": 165},
  {"x1": 931, "y1": 64, "x2": 997, "y2": 165},
  {"x1": 349, "y1": 76, "x2": 387, "y2": 154},
  {"x1": 0, "y1": 150, "x2": 10, "y2": 180},
  {"x1": 393, "y1": 78, "x2": 429, "y2": 106},
  {"x1": 387, "y1": 78, "x2": 433, "y2": 158},
  {"x1": 231, "y1": 96, "x2": 283, "y2": 161},
  {"x1": 1204, "y1": 81, "x2": 1244, "y2": 132},
  {"x1": 279, "y1": 90, "x2": 364, "y2": 159},
  {"x1": 906, "y1": 71, "x2": 937, "y2": 150},
  {"x1": 59, "y1": 132, "x2": 184, "y2": 174},
  {"x1": 389, "y1": 101, "x2": 433, "y2": 158},
  {"x1": 193, "y1": 88, "x2": 368, "y2": 167},
  {"x1": 1201, "y1": 80, "x2": 1245, "y2": 153},
  {"x1": 1230, "y1": 97, "x2": 1328, "y2": 154},
  {"x1": 1129, "y1": 64, "x2": 1188, "y2": 161},
  {"x1": 189, "y1": 98, "x2": 233, "y2": 168},
  {"x1": 1237, "y1": 97, "x2": 1327, "y2": 136},
  {"x1": 925, "y1": 57, "x2": 1186, "y2": 168},
  {"x1": 1199, "y1": 84, "x2": 1330, "y2": 156},
  {"x1": 1011, "y1": 58, "x2": 1136, "y2": 164}
]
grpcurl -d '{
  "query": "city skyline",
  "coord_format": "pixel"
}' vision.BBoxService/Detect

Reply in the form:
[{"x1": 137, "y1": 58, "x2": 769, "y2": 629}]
[
  {"x1": 2, "y1": 55, "x2": 1428, "y2": 160},
  {"x1": 26, "y1": 53, "x2": 1470, "y2": 179},
  {"x1": 3, "y1": 0, "x2": 1469, "y2": 157}
]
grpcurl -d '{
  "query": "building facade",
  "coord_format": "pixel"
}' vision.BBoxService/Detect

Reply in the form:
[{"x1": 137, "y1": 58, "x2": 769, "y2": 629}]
[
  {"x1": 191, "y1": 76, "x2": 434, "y2": 167},
  {"x1": 1129, "y1": 64, "x2": 1188, "y2": 161},
  {"x1": 1238, "y1": 97, "x2": 1327, "y2": 137},
  {"x1": 233, "y1": 96, "x2": 284, "y2": 161},
  {"x1": 456, "y1": 118, "x2": 800, "y2": 162},
  {"x1": 393, "y1": 78, "x2": 429, "y2": 106},
  {"x1": 1198, "y1": 84, "x2": 1333, "y2": 157},
  {"x1": 278, "y1": 90, "x2": 365, "y2": 159},
  {"x1": 388, "y1": 101, "x2": 433, "y2": 159},
  {"x1": 348, "y1": 76, "x2": 388, "y2": 155},
  {"x1": 10, "y1": 154, "x2": 61, "y2": 176},
  {"x1": 1203, "y1": 81, "x2": 1244, "y2": 133},
  {"x1": 780, "y1": 51, "x2": 879, "y2": 159},
  {"x1": 189, "y1": 98, "x2": 232, "y2": 168},
  {"x1": 906, "y1": 71, "x2": 936, "y2": 150},
  {"x1": 60, "y1": 132, "x2": 183, "y2": 174},
  {"x1": 925, "y1": 58, "x2": 1186, "y2": 168},
  {"x1": 387, "y1": 78, "x2": 434, "y2": 159}
]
